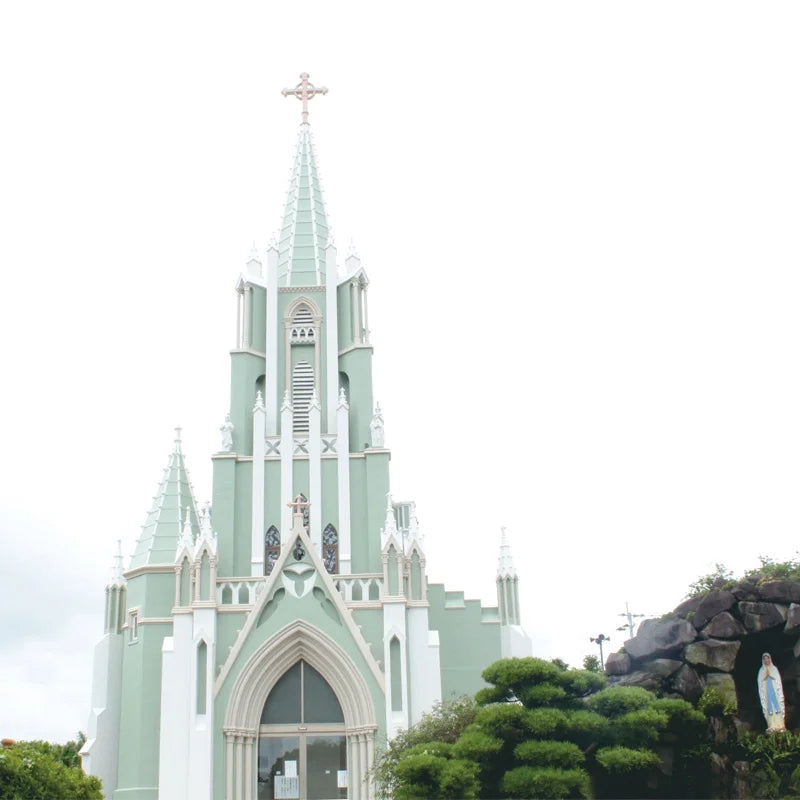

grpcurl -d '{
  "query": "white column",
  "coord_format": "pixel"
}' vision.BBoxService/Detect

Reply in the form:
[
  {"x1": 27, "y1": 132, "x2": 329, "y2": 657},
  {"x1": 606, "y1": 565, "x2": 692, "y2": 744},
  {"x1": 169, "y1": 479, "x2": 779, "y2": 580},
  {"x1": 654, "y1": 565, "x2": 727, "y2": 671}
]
[
  {"x1": 244, "y1": 736, "x2": 254, "y2": 800},
  {"x1": 242, "y1": 285, "x2": 252, "y2": 349},
  {"x1": 350, "y1": 733, "x2": 361, "y2": 800},
  {"x1": 362, "y1": 284, "x2": 370, "y2": 344},
  {"x1": 337, "y1": 393, "x2": 352, "y2": 574},
  {"x1": 366, "y1": 733, "x2": 376, "y2": 800},
  {"x1": 359, "y1": 735, "x2": 369, "y2": 799},
  {"x1": 266, "y1": 244, "x2": 279, "y2": 435},
  {"x1": 280, "y1": 395, "x2": 293, "y2": 541},
  {"x1": 309, "y1": 393, "x2": 322, "y2": 551},
  {"x1": 225, "y1": 734, "x2": 234, "y2": 800},
  {"x1": 236, "y1": 288, "x2": 242, "y2": 349},
  {"x1": 251, "y1": 396, "x2": 266, "y2": 576},
  {"x1": 324, "y1": 242, "x2": 338, "y2": 432},
  {"x1": 350, "y1": 281, "x2": 357, "y2": 343}
]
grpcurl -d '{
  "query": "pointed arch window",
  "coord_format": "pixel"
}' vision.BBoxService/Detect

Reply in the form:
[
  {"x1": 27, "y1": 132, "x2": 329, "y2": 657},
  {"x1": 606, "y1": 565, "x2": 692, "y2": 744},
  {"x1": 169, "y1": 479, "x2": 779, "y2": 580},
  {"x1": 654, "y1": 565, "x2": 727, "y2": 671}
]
[
  {"x1": 290, "y1": 304, "x2": 316, "y2": 343},
  {"x1": 322, "y1": 524, "x2": 338, "y2": 574},
  {"x1": 265, "y1": 526, "x2": 280, "y2": 576}
]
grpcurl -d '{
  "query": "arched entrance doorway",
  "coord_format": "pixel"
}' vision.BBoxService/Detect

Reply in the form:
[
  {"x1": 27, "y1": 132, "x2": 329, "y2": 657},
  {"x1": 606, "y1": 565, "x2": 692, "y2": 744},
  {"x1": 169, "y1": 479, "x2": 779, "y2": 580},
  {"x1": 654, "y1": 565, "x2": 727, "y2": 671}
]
[
  {"x1": 223, "y1": 620, "x2": 379, "y2": 800},
  {"x1": 258, "y1": 660, "x2": 347, "y2": 799}
]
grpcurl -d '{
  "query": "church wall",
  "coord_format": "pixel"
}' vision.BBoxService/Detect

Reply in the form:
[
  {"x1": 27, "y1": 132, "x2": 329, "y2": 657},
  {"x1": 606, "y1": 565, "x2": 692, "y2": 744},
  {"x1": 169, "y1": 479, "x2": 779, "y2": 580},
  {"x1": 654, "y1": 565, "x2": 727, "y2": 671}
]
[
  {"x1": 249, "y1": 285, "x2": 266, "y2": 353},
  {"x1": 364, "y1": 451, "x2": 391, "y2": 573},
  {"x1": 321, "y1": 458, "x2": 338, "y2": 532},
  {"x1": 347, "y1": 457, "x2": 369, "y2": 572},
  {"x1": 351, "y1": 608, "x2": 384, "y2": 664},
  {"x1": 264, "y1": 459, "x2": 282, "y2": 532},
  {"x1": 231, "y1": 460, "x2": 253, "y2": 577},
  {"x1": 292, "y1": 457, "x2": 310, "y2": 501},
  {"x1": 215, "y1": 612, "x2": 246, "y2": 672},
  {"x1": 116, "y1": 620, "x2": 170, "y2": 799},
  {"x1": 228, "y1": 351, "x2": 265, "y2": 458},
  {"x1": 427, "y1": 585, "x2": 503, "y2": 700},
  {"x1": 338, "y1": 349, "x2": 374, "y2": 450},
  {"x1": 211, "y1": 456, "x2": 237, "y2": 577},
  {"x1": 336, "y1": 281, "x2": 354, "y2": 349}
]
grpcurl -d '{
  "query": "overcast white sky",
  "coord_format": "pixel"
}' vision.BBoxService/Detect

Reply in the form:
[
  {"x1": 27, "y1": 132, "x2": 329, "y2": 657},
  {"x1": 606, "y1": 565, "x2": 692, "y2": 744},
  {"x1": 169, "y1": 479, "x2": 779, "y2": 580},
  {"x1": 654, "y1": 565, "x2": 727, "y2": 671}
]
[{"x1": 1, "y1": 1, "x2": 799, "y2": 743}]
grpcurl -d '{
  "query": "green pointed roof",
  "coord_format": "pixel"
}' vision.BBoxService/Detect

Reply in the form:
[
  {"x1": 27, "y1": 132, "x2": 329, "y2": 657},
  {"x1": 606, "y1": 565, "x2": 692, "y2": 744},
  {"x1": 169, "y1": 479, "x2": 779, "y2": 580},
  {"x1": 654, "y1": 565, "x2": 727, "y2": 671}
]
[
  {"x1": 129, "y1": 429, "x2": 200, "y2": 569},
  {"x1": 277, "y1": 124, "x2": 330, "y2": 286}
]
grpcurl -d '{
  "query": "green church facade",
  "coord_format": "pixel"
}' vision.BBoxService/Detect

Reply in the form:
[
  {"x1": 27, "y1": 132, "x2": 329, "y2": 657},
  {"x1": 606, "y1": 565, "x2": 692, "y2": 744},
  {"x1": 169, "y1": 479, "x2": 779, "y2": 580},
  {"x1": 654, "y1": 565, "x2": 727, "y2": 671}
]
[{"x1": 82, "y1": 75, "x2": 531, "y2": 800}]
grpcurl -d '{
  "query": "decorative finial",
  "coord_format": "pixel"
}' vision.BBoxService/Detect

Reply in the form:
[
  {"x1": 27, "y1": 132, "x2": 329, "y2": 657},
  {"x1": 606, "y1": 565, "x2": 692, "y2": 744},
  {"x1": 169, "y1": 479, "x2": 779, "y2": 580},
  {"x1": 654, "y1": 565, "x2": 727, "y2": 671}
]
[
  {"x1": 268, "y1": 235, "x2": 278, "y2": 251},
  {"x1": 110, "y1": 539, "x2": 125, "y2": 585},
  {"x1": 281, "y1": 72, "x2": 328, "y2": 125},
  {"x1": 281, "y1": 389, "x2": 292, "y2": 412},
  {"x1": 382, "y1": 492, "x2": 398, "y2": 540},
  {"x1": 337, "y1": 386, "x2": 349, "y2": 409},
  {"x1": 248, "y1": 242, "x2": 259, "y2": 262},
  {"x1": 254, "y1": 391, "x2": 264, "y2": 411},
  {"x1": 173, "y1": 427, "x2": 182, "y2": 452}
]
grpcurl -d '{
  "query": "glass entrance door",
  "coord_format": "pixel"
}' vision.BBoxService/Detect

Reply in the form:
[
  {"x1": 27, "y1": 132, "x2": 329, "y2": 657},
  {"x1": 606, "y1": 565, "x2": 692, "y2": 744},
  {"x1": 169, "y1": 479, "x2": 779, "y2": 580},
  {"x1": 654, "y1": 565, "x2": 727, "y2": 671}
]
[
  {"x1": 258, "y1": 734, "x2": 347, "y2": 800},
  {"x1": 258, "y1": 661, "x2": 348, "y2": 800}
]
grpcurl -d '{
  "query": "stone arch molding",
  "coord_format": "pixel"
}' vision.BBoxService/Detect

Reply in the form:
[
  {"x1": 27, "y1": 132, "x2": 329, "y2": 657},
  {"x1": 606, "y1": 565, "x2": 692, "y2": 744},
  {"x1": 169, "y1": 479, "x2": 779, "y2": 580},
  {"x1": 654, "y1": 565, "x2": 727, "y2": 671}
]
[{"x1": 224, "y1": 618, "x2": 377, "y2": 733}]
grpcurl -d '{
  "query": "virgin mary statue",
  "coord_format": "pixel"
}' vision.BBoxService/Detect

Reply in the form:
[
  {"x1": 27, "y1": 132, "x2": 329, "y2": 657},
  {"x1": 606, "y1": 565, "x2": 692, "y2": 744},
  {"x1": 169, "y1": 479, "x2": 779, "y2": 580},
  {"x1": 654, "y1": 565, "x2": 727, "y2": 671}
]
[{"x1": 758, "y1": 653, "x2": 786, "y2": 733}]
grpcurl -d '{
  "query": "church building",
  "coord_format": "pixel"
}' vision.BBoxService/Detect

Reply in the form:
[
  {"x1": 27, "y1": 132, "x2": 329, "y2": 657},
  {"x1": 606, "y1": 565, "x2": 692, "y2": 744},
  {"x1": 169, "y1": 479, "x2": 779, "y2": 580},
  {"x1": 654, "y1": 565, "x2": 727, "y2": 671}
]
[{"x1": 81, "y1": 74, "x2": 531, "y2": 800}]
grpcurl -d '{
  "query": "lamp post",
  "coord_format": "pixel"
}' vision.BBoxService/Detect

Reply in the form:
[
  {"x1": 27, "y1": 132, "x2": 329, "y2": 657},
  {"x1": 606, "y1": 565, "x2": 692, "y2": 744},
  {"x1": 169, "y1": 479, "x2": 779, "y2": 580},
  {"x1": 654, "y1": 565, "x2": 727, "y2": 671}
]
[
  {"x1": 590, "y1": 633, "x2": 610, "y2": 665},
  {"x1": 617, "y1": 601, "x2": 645, "y2": 638}
]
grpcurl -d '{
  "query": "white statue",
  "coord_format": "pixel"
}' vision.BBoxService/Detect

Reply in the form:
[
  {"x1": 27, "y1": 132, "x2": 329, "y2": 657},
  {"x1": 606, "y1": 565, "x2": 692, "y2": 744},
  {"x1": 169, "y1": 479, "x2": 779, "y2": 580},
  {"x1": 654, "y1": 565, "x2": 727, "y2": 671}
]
[
  {"x1": 758, "y1": 652, "x2": 786, "y2": 733},
  {"x1": 370, "y1": 403, "x2": 385, "y2": 448},
  {"x1": 220, "y1": 413, "x2": 234, "y2": 452}
]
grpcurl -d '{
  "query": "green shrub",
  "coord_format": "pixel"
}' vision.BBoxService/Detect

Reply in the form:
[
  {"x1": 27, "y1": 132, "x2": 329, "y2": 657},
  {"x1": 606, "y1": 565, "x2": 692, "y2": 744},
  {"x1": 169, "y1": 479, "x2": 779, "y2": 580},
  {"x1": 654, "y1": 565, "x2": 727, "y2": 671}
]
[
  {"x1": 450, "y1": 729, "x2": 503, "y2": 762},
  {"x1": 595, "y1": 746, "x2": 661, "y2": 773},
  {"x1": 404, "y1": 741, "x2": 453, "y2": 759},
  {"x1": 515, "y1": 739, "x2": 585, "y2": 769},
  {"x1": 503, "y1": 765, "x2": 591, "y2": 799},
  {"x1": 559, "y1": 668, "x2": 607, "y2": 698},
  {"x1": 698, "y1": 686, "x2": 737, "y2": 717},
  {"x1": 521, "y1": 683, "x2": 568, "y2": 707},
  {"x1": 473, "y1": 703, "x2": 534, "y2": 743},
  {"x1": 527, "y1": 707, "x2": 569, "y2": 739},
  {"x1": 437, "y1": 759, "x2": 480, "y2": 799},
  {"x1": 394, "y1": 753, "x2": 447, "y2": 800},
  {"x1": 609, "y1": 707, "x2": 668, "y2": 747},
  {"x1": 586, "y1": 685, "x2": 655, "y2": 718}
]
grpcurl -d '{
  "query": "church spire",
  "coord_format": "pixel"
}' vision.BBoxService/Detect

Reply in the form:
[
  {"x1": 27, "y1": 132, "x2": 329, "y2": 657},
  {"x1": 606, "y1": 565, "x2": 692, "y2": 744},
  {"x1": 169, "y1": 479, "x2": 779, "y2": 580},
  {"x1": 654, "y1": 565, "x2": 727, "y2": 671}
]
[
  {"x1": 277, "y1": 74, "x2": 331, "y2": 287},
  {"x1": 497, "y1": 526, "x2": 517, "y2": 579},
  {"x1": 129, "y1": 428, "x2": 201, "y2": 568}
]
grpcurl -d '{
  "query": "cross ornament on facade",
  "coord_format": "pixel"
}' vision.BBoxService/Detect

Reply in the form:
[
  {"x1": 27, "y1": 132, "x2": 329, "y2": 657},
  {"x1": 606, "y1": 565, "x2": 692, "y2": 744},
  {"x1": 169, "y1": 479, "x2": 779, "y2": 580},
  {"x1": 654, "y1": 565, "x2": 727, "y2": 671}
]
[
  {"x1": 281, "y1": 72, "x2": 328, "y2": 124},
  {"x1": 287, "y1": 493, "x2": 311, "y2": 516}
]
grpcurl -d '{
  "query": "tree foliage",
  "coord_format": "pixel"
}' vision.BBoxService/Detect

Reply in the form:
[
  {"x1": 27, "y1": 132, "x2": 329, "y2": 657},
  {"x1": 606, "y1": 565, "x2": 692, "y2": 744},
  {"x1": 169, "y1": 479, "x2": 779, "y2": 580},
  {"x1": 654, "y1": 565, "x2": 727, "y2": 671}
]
[
  {"x1": 379, "y1": 657, "x2": 708, "y2": 799},
  {"x1": 0, "y1": 734, "x2": 102, "y2": 800},
  {"x1": 688, "y1": 555, "x2": 800, "y2": 597}
]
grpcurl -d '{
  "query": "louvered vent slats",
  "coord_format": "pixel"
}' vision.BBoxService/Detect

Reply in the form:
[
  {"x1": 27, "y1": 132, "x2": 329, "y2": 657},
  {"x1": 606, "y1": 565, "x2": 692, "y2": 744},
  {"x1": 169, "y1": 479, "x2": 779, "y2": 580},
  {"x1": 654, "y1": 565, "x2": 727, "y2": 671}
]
[{"x1": 292, "y1": 361, "x2": 315, "y2": 433}]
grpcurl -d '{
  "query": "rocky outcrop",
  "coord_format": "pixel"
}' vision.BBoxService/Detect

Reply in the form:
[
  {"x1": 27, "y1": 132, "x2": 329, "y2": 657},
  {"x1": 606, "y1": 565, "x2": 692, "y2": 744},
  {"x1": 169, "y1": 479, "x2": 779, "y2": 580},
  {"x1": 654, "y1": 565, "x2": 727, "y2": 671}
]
[{"x1": 605, "y1": 580, "x2": 800, "y2": 707}]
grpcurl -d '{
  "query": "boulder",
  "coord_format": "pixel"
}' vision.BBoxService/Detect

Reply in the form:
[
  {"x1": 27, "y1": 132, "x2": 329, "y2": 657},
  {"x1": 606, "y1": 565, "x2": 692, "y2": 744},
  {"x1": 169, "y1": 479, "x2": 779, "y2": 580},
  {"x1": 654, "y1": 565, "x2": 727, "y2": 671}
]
[
  {"x1": 758, "y1": 580, "x2": 800, "y2": 605},
  {"x1": 611, "y1": 670, "x2": 662, "y2": 691},
  {"x1": 692, "y1": 591, "x2": 736, "y2": 629},
  {"x1": 624, "y1": 618, "x2": 697, "y2": 660},
  {"x1": 642, "y1": 658, "x2": 683, "y2": 678},
  {"x1": 738, "y1": 601, "x2": 788, "y2": 633},
  {"x1": 701, "y1": 611, "x2": 746, "y2": 640},
  {"x1": 785, "y1": 603, "x2": 800, "y2": 632},
  {"x1": 605, "y1": 651, "x2": 631, "y2": 676},
  {"x1": 674, "y1": 595, "x2": 703, "y2": 619},
  {"x1": 731, "y1": 582, "x2": 761, "y2": 601},
  {"x1": 671, "y1": 663, "x2": 703, "y2": 702},
  {"x1": 685, "y1": 639, "x2": 741, "y2": 672}
]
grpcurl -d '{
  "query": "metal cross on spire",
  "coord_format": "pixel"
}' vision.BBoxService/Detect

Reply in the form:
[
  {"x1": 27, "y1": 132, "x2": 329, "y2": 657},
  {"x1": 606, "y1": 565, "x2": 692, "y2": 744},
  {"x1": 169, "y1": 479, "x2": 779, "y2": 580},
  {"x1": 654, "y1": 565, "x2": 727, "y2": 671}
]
[
  {"x1": 282, "y1": 72, "x2": 328, "y2": 124},
  {"x1": 288, "y1": 493, "x2": 311, "y2": 516}
]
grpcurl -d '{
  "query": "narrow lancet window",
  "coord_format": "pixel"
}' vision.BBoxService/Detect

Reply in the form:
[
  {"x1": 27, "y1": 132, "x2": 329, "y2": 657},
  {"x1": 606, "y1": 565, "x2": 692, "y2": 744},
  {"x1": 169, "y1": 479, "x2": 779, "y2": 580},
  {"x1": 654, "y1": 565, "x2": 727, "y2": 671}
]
[
  {"x1": 292, "y1": 361, "x2": 314, "y2": 433},
  {"x1": 264, "y1": 526, "x2": 280, "y2": 575},
  {"x1": 323, "y1": 523, "x2": 339, "y2": 574}
]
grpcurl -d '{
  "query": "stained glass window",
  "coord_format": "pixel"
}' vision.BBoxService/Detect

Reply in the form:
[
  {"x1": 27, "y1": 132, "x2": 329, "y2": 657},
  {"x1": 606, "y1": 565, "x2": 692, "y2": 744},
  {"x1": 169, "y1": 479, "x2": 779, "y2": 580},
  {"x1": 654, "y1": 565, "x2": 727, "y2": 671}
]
[
  {"x1": 322, "y1": 523, "x2": 338, "y2": 574},
  {"x1": 265, "y1": 526, "x2": 280, "y2": 575}
]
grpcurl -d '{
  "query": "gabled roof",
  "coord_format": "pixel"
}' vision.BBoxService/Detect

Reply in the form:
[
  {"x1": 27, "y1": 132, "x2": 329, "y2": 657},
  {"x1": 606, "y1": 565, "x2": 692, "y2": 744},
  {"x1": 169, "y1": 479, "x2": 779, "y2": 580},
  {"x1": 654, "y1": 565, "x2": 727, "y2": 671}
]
[
  {"x1": 129, "y1": 429, "x2": 200, "y2": 570},
  {"x1": 277, "y1": 124, "x2": 331, "y2": 287}
]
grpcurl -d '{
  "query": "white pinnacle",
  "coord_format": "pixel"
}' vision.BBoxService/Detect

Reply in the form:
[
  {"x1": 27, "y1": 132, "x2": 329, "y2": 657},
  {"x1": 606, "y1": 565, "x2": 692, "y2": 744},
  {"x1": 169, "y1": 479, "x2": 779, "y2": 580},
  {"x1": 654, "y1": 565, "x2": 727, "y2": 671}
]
[{"x1": 497, "y1": 526, "x2": 517, "y2": 578}]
